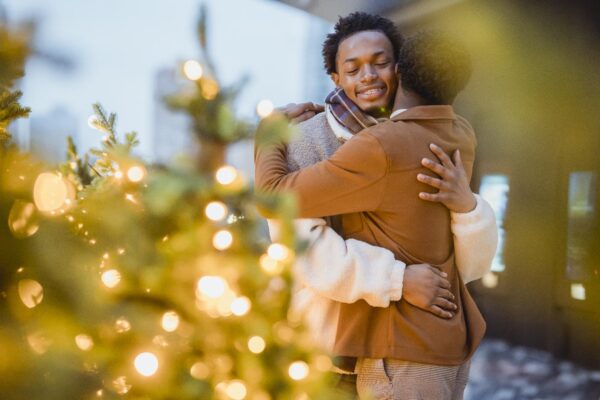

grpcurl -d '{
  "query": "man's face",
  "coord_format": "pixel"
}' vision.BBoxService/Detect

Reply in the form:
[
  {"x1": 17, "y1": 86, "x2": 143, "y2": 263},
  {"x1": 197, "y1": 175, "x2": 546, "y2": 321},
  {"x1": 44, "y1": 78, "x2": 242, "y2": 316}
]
[{"x1": 332, "y1": 31, "x2": 397, "y2": 117}]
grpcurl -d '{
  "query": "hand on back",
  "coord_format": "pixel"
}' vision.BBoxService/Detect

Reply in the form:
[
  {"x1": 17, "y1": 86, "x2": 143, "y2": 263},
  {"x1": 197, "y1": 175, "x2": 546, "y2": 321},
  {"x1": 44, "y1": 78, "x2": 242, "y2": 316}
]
[
  {"x1": 276, "y1": 102, "x2": 324, "y2": 124},
  {"x1": 402, "y1": 263, "x2": 457, "y2": 319}
]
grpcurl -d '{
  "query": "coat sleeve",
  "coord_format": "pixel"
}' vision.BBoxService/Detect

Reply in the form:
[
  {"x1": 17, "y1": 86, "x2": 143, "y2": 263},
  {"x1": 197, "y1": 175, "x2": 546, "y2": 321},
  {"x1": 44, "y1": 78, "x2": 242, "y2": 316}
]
[
  {"x1": 274, "y1": 218, "x2": 405, "y2": 308},
  {"x1": 450, "y1": 194, "x2": 498, "y2": 283},
  {"x1": 255, "y1": 132, "x2": 388, "y2": 218}
]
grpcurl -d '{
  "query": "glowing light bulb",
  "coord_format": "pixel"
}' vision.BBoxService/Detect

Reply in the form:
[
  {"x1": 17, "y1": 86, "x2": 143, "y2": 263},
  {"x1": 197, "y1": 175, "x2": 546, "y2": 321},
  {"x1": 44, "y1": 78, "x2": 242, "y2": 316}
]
[
  {"x1": 225, "y1": 380, "x2": 247, "y2": 400},
  {"x1": 215, "y1": 166, "x2": 238, "y2": 185},
  {"x1": 18, "y1": 279, "x2": 44, "y2": 308},
  {"x1": 190, "y1": 361, "x2": 209, "y2": 380},
  {"x1": 288, "y1": 361, "x2": 309, "y2": 381},
  {"x1": 201, "y1": 78, "x2": 219, "y2": 100},
  {"x1": 112, "y1": 376, "x2": 131, "y2": 395},
  {"x1": 230, "y1": 296, "x2": 251, "y2": 316},
  {"x1": 33, "y1": 173, "x2": 72, "y2": 213},
  {"x1": 75, "y1": 334, "x2": 94, "y2": 351},
  {"x1": 247, "y1": 336, "x2": 266, "y2": 354},
  {"x1": 161, "y1": 311, "x2": 180, "y2": 332},
  {"x1": 101, "y1": 269, "x2": 121, "y2": 288},
  {"x1": 8, "y1": 200, "x2": 39, "y2": 238},
  {"x1": 256, "y1": 99, "x2": 274, "y2": 118},
  {"x1": 197, "y1": 276, "x2": 227, "y2": 299},
  {"x1": 114, "y1": 170, "x2": 124, "y2": 180},
  {"x1": 267, "y1": 243, "x2": 291, "y2": 261},
  {"x1": 183, "y1": 60, "x2": 203, "y2": 80},
  {"x1": 212, "y1": 230, "x2": 233, "y2": 250},
  {"x1": 205, "y1": 201, "x2": 228, "y2": 221},
  {"x1": 134, "y1": 352, "x2": 159, "y2": 377},
  {"x1": 259, "y1": 254, "x2": 283, "y2": 275},
  {"x1": 314, "y1": 355, "x2": 333, "y2": 371},
  {"x1": 126, "y1": 166, "x2": 146, "y2": 183},
  {"x1": 115, "y1": 317, "x2": 131, "y2": 333}
]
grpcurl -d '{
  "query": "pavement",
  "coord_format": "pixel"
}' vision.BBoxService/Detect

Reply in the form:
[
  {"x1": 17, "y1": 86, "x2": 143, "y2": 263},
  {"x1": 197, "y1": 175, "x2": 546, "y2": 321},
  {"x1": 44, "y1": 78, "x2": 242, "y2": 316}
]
[{"x1": 466, "y1": 339, "x2": 600, "y2": 400}]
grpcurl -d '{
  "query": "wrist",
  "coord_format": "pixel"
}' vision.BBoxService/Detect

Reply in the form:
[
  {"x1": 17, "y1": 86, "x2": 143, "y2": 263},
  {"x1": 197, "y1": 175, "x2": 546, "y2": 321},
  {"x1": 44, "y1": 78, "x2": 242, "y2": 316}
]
[{"x1": 452, "y1": 193, "x2": 477, "y2": 214}]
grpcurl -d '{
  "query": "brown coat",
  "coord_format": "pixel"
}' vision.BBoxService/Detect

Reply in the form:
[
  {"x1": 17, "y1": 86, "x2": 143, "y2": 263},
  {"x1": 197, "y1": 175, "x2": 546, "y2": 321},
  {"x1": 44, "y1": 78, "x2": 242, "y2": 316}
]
[{"x1": 255, "y1": 105, "x2": 486, "y2": 365}]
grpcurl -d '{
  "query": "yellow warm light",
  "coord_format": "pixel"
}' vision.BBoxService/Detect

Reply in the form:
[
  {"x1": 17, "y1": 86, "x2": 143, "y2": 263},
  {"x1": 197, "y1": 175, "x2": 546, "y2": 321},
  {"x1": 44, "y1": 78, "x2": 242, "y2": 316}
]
[
  {"x1": 201, "y1": 78, "x2": 220, "y2": 100},
  {"x1": 215, "y1": 166, "x2": 238, "y2": 185},
  {"x1": 161, "y1": 311, "x2": 180, "y2": 332},
  {"x1": 259, "y1": 254, "x2": 283, "y2": 275},
  {"x1": 212, "y1": 230, "x2": 233, "y2": 251},
  {"x1": 314, "y1": 355, "x2": 333, "y2": 372},
  {"x1": 256, "y1": 99, "x2": 274, "y2": 118},
  {"x1": 288, "y1": 361, "x2": 309, "y2": 381},
  {"x1": 114, "y1": 170, "x2": 124, "y2": 180},
  {"x1": 115, "y1": 317, "x2": 131, "y2": 333},
  {"x1": 75, "y1": 334, "x2": 94, "y2": 351},
  {"x1": 482, "y1": 272, "x2": 499, "y2": 288},
  {"x1": 197, "y1": 276, "x2": 228, "y2": 299},
  {"x1": 225, "y1": 380, "x2": 247, "y2": 400},
  {"x1": 571, "y1": 283, "x2": 586, "y2": 301},
  {"x1": 134, "y1": 352, "x2": 159, "y2": 377},
  {"x1": 8, "y1": 201, "x2": 39, "y2": 238},
  {"x1": 27, "y1": 331, "x2": 51, "y2": 355},
  {"x1": 205, "y1": 201, "x2": 228, "y2": 221},
  {"x1": 112, "y1": 376, "x2": 132, "y2": 395},
  {"x1": 125, "y1": 193, "x2": 137, "y2": 203},
  {"x1": 190, "y1": 361, "x2": 210, "y2": 380},
  {"x1": 18, "y1": 279, "x2": 44, "y2": 309},
  {"x1": 247, "y1": 336, "x2": 266, "y2": 354},
  {"x1": 101, "y1": 269, "x2": 121, "y2": 288},
  {"x1": 183, "y1": 60, "x2": 204, "y2": 80},
  {"x1": 126, "y1": 165, "x2": 146, "y2": 183},
  {"x1": 230, "y1": 296, "x2": 251, "y2": 316},
  {"x1": 267, "y1": 243, "x2": 291, "y2": 261},
  {"x1": 33, "y1": 172, "x2": 73, "y2": 213}
]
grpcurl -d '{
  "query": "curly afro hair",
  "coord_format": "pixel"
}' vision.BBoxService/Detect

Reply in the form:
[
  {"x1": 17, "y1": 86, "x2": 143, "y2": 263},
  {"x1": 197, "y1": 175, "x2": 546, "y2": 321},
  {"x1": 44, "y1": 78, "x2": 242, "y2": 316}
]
[
  {"x1": 397, "y1": 30, "x2": 472, "y2": 105},
  {"x1": 322, "y1": 12, "x2": 403, "y2": 75}
]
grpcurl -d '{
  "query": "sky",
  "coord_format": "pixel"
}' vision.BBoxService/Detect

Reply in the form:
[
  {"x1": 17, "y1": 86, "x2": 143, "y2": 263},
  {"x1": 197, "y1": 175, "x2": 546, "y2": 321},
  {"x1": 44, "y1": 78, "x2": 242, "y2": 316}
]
[{"x1": 2, "y1": 0, "x2": 331, "y2": 159}]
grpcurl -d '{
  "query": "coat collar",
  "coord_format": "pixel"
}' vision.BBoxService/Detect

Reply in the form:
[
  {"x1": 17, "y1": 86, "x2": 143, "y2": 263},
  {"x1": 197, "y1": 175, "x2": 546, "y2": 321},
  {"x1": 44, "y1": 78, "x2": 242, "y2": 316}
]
[{"x1": 390, "y1": 105, "x2": 456, "y2": 122}]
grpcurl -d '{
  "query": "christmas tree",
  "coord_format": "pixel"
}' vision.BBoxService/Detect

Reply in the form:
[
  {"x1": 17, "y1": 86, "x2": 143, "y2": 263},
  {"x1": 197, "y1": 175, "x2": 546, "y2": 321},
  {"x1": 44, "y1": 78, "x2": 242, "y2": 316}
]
[{"x1": 0, "y1": 11, "x2": 345, "y2": 400}]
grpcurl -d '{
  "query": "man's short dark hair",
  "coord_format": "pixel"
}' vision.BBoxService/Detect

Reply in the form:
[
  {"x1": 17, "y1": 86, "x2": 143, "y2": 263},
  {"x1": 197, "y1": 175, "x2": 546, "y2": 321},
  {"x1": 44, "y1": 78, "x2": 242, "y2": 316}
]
[
  {"x1": 322, "y1": 12, "x2": 403, "y2": 74},
  {"x1": 397, "y1": 30, "x2": 472, "y2": 105}
]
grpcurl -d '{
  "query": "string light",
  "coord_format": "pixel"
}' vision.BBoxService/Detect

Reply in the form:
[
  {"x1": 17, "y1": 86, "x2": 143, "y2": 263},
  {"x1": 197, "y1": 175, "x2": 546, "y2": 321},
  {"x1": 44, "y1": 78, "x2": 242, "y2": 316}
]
[
  {"x1": 212, "y1": 230, "x2": 233, "y2": 251},
  {"x1": 75, "y1": 334, "x2": 94, "y2": 351},
  {"x1": 126, "y1": 166, "x2": 146, "y2": 183},
  {"x1": 196, "y1": 276, "x2": 227, "y2": 299},
  {"x1": 115, "y1": 317, "x2": 131, "y2": 333},
  {"x1": 201, "y1": 78, "x2": 219, "y2": 100},
  {"x1": 288, "y1": 361, "x2": 309, "y2": 381},
  {"x1": 114, "y1": 170, "x2": 124, "y2": 180},
  {"x1": 247, "y1": 336, "x2": 266, "y2": 354},
  {"x1": 183, "y1": 60, "x2": 203, "y2": 80},
  {"x1": 259, "y1": 254, "x2": 283, "y2": 275},
  {"x1": 161, "y1": 311, "x2": 180, "y2": 332},
  {"x1": 256, "y1": 99, "x2": 274, "y2": 118},
  {"x1": 230, "y1": 296, "x2": 251, "y2": 316},
  {"x1": 33, "y1": 172, "x2": 73, "y2": 213},
  {"x1": 205, "y1": 201, "x2": 228, "y2": 221},
  {"x1": 8, "y1": 200, "x2": 39, "y2": 238},
  {"x1": 190, "y1": 361, "x2": 209, "y2": 380},
  {"x1": 225, "y1": 380, "x2": 247, "y2": 400},
  {"x1": 215, "y1": 166, "x2": 238, "y2": 185},
  {"x1": 101, "y1": 269, "x2": 121, "y2": 288},
  {"x1": 18, "y1": 279, "x2": 44, "y2": 308},
  {"x1": 112, "y1": 376, "x2": 131, "y2": 395},
  {"x1": 267, "y1": 243, "x2": 291, "y2": 261},
  {"x1": 134, "y1": 352, "x2": 159, "y2": 377}
]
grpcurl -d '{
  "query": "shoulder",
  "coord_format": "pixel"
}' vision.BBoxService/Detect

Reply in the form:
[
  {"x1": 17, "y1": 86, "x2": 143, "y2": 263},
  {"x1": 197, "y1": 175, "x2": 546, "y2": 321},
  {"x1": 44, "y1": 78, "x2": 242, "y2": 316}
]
[
  {"x1": 454, "y1": 113, "x2": 477, "y2": 148},
  {"x1": 295, "y1": 112, "x2": 330, "y2": 138}
]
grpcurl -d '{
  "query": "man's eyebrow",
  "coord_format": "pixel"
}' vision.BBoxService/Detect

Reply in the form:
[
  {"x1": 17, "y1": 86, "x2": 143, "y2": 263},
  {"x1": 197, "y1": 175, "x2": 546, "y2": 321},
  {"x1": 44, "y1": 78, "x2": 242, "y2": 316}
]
[{"x1": 342, "y1": 51, "x2": 388, "y2": 64}]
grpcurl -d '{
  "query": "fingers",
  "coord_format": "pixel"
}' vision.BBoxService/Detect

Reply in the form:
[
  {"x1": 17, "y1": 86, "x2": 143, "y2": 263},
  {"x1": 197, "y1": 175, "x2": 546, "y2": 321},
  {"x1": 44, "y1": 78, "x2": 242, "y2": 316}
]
[
  {"x1": 418, "y1": 191, "x2": 444, "y2": 203},
  {"x1": 426, "y1": 265, "x2": 447, "y2": 278},
  {"x1": 417, "y1": 173, "x2": 446, "y2": 190},
  {"x1": 428, "y1": 305, "x2": 453, "y2": 319},
  {"x1": 312, "y1": 103, "x2": 325, "y2": 112},
  {"x1": 432, "y1": 297, "x2": 457, "y2": 312},
  {"x1": 291, "y1": 111, "x2": 316, "y2": 124},
  {"x1": 421, "y1": 158, "x2": 448, "y2": 178},
  {"x1": 277, "y1": 102, "x2": 320, "y2": 120},
  {"x1": 429, "y1": 143, "x2": 454, "y2": 169}
]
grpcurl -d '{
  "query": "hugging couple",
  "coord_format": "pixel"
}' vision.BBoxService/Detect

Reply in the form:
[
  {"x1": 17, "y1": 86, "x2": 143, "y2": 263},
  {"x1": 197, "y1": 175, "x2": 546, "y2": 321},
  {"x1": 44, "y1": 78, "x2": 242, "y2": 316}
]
[{"x1": 255, "y1": 11, "x2": 498, "y2": 400}]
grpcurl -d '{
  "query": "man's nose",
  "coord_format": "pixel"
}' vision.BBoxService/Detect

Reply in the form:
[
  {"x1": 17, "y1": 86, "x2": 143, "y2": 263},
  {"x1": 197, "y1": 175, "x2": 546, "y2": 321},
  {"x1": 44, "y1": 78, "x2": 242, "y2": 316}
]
[{"x1": 360, "y1": 65, "x2": 377, "y2": 83}]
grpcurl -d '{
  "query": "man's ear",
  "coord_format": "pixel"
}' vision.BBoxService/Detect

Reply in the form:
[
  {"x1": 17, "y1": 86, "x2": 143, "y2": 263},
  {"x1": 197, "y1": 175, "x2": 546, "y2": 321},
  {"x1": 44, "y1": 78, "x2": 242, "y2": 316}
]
[{"x1": 330, "y1": 72, "x2": 340, "y2": 87}]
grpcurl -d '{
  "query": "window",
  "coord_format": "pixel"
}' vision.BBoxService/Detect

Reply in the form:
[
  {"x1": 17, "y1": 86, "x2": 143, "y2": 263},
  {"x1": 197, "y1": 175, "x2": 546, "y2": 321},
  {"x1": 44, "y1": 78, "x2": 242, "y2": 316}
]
[{"x1": 479, "y1": 174, "x2": 510, "y2": 272}]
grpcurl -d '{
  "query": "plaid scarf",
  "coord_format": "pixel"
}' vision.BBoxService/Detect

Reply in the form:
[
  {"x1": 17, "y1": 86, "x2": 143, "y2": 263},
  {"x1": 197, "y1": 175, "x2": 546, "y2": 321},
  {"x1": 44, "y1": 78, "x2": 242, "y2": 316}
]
[{"x1": 325, "y1": 87, "x2": 382, "y2": 135}]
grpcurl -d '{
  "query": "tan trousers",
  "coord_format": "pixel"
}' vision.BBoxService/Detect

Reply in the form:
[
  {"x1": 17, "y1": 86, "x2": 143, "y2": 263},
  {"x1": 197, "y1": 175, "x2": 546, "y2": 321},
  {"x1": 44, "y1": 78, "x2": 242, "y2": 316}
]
[{"x1": 355, "y1": 358, "x2": 470, "y2": 400}]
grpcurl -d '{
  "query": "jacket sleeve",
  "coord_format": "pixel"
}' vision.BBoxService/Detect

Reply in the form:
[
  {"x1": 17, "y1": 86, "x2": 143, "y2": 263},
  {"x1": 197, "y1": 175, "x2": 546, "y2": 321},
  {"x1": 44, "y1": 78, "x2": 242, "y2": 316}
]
[
  {"x1": 255, "y1": 132, "x2": 388, "y2": 218},
  {"x1": 277, "y1": 218, "x2": 405, "y2": 308},
  {"x1": 450, "y1": 194, "x2": 498, "y2": 283}
]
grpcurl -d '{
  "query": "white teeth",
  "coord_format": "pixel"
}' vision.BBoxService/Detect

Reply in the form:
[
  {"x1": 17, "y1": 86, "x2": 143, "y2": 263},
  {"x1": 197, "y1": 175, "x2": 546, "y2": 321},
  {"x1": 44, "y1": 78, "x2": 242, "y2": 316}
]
[{"x1": 361, "y1": 88, "x2": 383, "y2": 96}]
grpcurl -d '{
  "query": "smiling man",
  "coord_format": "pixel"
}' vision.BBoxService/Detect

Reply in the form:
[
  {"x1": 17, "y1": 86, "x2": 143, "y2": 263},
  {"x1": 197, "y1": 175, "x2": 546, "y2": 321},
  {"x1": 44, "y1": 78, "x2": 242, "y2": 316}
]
[{"x1": 260, "y1": 13, "x2": 497, "y2": 399}]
